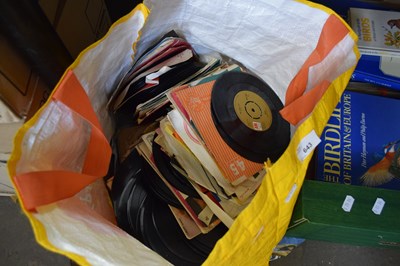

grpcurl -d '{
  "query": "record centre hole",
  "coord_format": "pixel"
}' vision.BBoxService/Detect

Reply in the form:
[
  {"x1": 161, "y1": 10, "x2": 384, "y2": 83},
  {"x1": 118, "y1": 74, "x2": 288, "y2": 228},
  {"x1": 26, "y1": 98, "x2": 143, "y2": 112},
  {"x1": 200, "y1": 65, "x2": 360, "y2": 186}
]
[{"x1": 245, "y1": 101, "x2": 262, "y2": 119}]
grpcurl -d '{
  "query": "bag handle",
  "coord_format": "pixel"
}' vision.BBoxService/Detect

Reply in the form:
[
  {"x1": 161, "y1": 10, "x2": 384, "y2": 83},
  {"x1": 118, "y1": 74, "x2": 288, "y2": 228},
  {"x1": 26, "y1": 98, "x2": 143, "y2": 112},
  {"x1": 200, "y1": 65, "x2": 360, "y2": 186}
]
[{"x1": 13, "y1": 70, "x2": 112, "y2": 212}]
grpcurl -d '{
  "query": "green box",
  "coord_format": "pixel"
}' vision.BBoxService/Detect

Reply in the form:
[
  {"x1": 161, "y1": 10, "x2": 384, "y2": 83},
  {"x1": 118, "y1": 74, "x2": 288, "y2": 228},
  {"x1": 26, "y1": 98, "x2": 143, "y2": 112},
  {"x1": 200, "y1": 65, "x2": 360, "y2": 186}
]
[{"x1": 286, "y1": 180, "x2": 400, "y2": 248}]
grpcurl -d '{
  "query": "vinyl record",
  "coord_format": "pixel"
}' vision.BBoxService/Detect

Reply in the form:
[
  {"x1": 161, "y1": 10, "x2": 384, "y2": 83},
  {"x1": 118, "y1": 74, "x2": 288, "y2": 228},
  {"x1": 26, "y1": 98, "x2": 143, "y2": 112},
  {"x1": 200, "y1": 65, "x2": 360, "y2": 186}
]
[
  {"x1": 110, "y1": 149, "x2": 142, "y2": 202},
  {"x1": 140, "y1": 196, "x2": 200, "y2": 266},
  {"x1": 152, "y1": 134, "x2": 200, "y2": 198},
  {"x1": 210, "y1": 71, "x2": 290, "y2": 163},
  {"x1": 141, "y1": 159, "x2": 183, "y2": 208},
  {"x1": 151, "y1": 199, "x2": 205, "y2": 265},
  {"x1": 188, "y1": 223, "x2": 228, "y2": 256},
  {"x1": 111, "y1": 149, "x2": 143, "y2": 231},
  {"x1": 115, "y1": 59, "x2": 205, "y2": 119},
  {"x1": 136, "y1": 189, "x2": 154, "y2": 248},
  {"x1": 126, "y1": 176, "x2": 149, "y2": 242},
  {"x1": 114, "y1": 177, "x2": 137, "y2": 233}
]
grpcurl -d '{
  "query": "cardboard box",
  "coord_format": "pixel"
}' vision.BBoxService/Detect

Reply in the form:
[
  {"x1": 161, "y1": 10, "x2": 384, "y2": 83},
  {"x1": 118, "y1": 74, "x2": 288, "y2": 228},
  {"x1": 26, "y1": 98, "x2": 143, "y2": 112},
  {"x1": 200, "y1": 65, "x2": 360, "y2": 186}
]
[{"x1": 286, "y1": 180, "x2": 400, "y2": 248}]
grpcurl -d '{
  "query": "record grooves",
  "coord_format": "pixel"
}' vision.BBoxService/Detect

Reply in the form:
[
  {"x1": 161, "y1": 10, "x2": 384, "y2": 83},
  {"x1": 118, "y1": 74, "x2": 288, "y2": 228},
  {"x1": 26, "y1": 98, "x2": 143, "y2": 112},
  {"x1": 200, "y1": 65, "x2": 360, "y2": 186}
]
[
  {"x1": 151, "y1": 199, "x2": 205, "y2": 265},
  {"x1": 210, "y1": 71, "x2": 290, "y2": 163},
  {"x1": 141, "y1": 157, "x2": 183, "y2": 208},
  {"x1": 110, "y1": 149, "x2": 226, "y2": 266}
]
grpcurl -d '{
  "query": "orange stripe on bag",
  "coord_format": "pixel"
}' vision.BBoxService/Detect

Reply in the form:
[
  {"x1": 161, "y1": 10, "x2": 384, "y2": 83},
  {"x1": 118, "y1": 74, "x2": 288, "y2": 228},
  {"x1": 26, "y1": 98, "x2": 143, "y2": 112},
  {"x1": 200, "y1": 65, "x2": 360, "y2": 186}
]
[
  {"x1": 282, "y1": 80, "x2": 331, "y2": 125},
  {"x1": 13, "y1": 70, "x2": 112, "y2": 211},
  {"x1": 281, "y1": 15, "x2": 348, "y2": 125}
]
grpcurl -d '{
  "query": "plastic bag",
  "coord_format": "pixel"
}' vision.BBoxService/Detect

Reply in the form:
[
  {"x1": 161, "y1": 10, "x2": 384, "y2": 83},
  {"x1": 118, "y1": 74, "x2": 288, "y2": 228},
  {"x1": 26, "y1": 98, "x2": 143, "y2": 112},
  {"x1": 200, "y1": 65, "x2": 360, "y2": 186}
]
[{"x1": 8, "y1": 1, "x2": 359, "y2": 265}]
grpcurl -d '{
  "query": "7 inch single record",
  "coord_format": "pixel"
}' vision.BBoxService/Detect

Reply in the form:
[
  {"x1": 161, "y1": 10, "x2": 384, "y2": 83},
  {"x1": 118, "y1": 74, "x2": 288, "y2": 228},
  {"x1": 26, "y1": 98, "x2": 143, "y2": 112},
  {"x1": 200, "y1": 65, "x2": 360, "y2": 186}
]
[
  {"x1": 141, "y1": 158, "x2": 183, "y2": 208},
  {"x1": 211, "y1": 71, "x2": 290, "y2": 163},
  {"x1": 188, "y1": 223, "x2": 228, "y2": 256},
  {"x1": 115, "y1": 177, "x2": 137, "y2": 234},
  {"x1": 127, "y1": 177, "x2": 150, "y2": 243},
  {"x1": 141, "y1": 196, "x2": 199, "y2": 266},
  {"x1": 111, "y1": 149, "x2": 143, "y2": 233},
  {"x1": 110, "y1": 149, "x2": 142, "y2": 204},
  {"x1": 151, "y1": 199, "x2": 205, "y2": 264}
]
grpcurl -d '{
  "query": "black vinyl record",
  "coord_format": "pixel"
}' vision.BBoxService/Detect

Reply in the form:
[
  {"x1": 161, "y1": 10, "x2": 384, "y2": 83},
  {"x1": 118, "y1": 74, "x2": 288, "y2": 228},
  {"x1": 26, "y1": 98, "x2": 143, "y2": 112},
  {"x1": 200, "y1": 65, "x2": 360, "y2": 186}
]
[
  {"x1": 111, "y1": 142, "x2": 226, "y2": 265},
  {"x1": 141, "y1": 159, "x2": 183, "y2": 209},
  {"x1": 151, "y1": 200, "x2": 205, "y2": 265},
  {"x1": 110, "y1": 149, "x2": 142, "y2": 202},
  {"x1": 210, "y1": 71, "x2": 290, "y2": 163},
  {"x1": 116, "y1": 59, "x2": 205, "y2": 119},
  {"x1": 126, "y1": 175, "x2": 149, "y2": 242},
  {"x1": 136, "y1": 189, "x2": 154, "y2": 248},
  {"x1": 188, "y1": 223, "x2": 228, "y2": 256},
  {"x1": 111, "y1": 149, "x2": 143, "y2": 231},
  {"x1": 109, "y1": 111, "x2": 226, "y2": 264},
  {"x1": 140, "y1": 196, "x2": 200, "y2": 266},
  {"x1": 115, "y1": 177, "x2": 137, "y2": 233}
]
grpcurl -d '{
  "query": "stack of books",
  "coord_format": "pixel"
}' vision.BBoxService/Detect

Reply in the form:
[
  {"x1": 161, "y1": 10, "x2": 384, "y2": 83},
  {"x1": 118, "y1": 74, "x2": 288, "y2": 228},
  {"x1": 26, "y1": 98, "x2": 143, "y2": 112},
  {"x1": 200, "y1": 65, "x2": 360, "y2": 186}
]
[
  {"x1": 349, "y1": 8, "x2": 400, "y2": 89},
  {"x1": 315, "y1": 5, "x2": 400, "y2": 191}
]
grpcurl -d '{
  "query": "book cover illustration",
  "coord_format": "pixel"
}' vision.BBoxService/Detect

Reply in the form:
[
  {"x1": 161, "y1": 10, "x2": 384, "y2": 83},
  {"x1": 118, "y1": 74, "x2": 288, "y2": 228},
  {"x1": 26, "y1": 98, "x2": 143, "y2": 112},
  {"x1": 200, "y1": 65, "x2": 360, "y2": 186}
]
[
  {"x1": 316, "y1": 90, "x2": 400, "y2": 190},
  {"x1": 350, "y1": 8, "x2": 400, "y2": 52}
]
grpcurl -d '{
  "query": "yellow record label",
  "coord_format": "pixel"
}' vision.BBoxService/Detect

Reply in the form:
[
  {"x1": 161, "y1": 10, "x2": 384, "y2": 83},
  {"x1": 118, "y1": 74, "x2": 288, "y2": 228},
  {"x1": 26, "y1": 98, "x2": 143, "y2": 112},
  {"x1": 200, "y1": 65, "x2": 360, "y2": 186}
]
[{"x1": 233, "y1": 90, "x2": 272, "y2": 131}]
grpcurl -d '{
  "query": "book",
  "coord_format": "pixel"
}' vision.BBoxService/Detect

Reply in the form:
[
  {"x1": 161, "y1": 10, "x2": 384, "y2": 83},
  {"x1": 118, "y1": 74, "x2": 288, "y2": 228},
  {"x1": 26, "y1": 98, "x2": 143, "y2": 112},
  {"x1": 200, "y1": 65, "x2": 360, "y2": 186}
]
[
  {"x1": 349, "y1": 8, "x2": 400, "y2": 56},
  {"x1": 313, "y1": 0, "x2": 400, "y2": 20},
  {"x1": 351, "y1": 54, "x2": 400, "y2": 90},
  {"x1": 316, "y1": 89, "x2": 400, "y2": 190},
  {"x1": 346, "y1": 81, "x2": 400, "y2": 98}
]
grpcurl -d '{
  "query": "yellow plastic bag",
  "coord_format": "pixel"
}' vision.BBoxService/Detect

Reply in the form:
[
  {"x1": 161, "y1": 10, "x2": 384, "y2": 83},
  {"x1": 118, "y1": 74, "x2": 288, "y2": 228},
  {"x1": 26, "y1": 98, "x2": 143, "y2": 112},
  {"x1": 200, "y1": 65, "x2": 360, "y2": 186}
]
[{"x1": 8, "y1": 1, "x2": 359, "y2": 265}]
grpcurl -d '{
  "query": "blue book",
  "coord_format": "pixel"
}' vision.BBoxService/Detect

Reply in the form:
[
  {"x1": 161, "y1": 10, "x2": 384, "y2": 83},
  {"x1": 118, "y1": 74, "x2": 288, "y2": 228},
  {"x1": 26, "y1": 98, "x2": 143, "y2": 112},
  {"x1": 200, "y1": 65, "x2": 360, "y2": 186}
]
[
  {"x1": 313, "y1": 0, "x2": 397, "y2": 20},
  {"x1": 316, "y1": 90, "x2": 400, "y2": 190},
  {"x1": 346, "y1": 7, "x2": 400, "y2": 90},
  {"x1": 351, "y1": 55, "x2": 400, "y2": 90}
]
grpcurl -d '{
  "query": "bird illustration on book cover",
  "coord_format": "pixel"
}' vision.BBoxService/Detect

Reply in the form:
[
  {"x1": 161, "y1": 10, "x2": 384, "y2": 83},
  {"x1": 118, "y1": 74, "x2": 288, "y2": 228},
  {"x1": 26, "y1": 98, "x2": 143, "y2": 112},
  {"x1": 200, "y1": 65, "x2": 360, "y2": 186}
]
[
  {"x1": 385, "y1": 18, "x2": 400, "y2": 48},
  {"x1": 388, "y1": 19, "x2": 400, "y2": 30},
  {"x1": 360, "y1": 140, "x2": 400, "y2": 186}
]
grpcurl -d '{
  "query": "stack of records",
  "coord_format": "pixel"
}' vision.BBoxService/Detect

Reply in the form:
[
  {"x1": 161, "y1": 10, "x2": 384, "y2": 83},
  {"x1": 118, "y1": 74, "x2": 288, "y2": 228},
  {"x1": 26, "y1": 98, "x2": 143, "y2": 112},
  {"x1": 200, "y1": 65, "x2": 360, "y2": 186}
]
[{"x1": 108, "y1": 30, "x2": 291, "y2": 264}]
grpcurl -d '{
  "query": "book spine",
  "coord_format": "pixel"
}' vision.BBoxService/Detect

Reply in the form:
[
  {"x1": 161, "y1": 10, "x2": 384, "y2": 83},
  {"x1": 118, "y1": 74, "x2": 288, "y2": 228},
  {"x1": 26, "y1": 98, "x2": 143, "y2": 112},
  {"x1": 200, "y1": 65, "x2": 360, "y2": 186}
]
[
  {"x1": 351, "y1": 70, "x2": 400, "y2": 90},
  {"x1": 359, "y1": 48, "x2": 400, "y2": 58}
]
